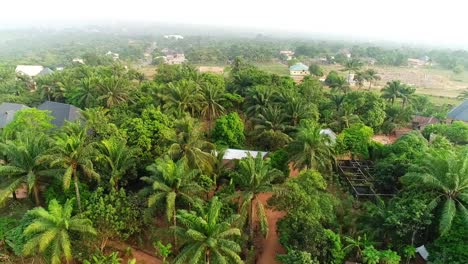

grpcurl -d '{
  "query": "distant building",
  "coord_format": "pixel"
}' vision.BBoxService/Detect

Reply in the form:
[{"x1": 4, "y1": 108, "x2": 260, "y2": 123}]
[
  {"x1": 106, "y1": 51, "x2": 120, "y2": 61},
  {"x1": 165, "y1": 53, "x2": 186, "y2": 65},
  {"x1": 15, "y1": 65, "x2": 53, "y2": 78},
  {"x1": 0, "y1": 103, "x2": 30, "y2": 128},
  {"x1": 408, "y1": 58, "x2": 430, "y2": 67},
  {"x1": 447, "y1": 100, "x2": 468, "y2": 122},
  {"x1": 197, "y1": 66, "x2": 224, "y2": 74},
  {"x1": 340, "y1": 49, "x2": 352, "y2": 58},
  {"x1": 347, "y1": 73, "x2": 355, "y2": 85},
  {"x1": 289, "y1": 63, "x2": 309, "y2": 76},
  {"x1": 412, "y1": 115, "x2": 439, "y2": 130},
  {"x1": 279, "y1": 50, "x2": 295, "y2": 60},
  {"x1": 72, "y1": 58, "x2": 85, "y2": 64},
  {"x1": 38, "y1": 101, "x2": 81, "y2": 127},
  {"x1": 320, "y1": 128, "x2": 337, "y2": 143},
  {"x1": 164, "y1": 35, "x2": 184, "y2": 40}
]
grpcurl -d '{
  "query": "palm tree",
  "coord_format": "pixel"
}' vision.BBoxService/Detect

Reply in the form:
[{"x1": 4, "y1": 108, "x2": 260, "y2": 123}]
[
  {"x1": 253, "y1": 105, "x2": 289, "y2": 134},
  {"x1": 41, "y1": 124, "x2": 99, "y2": 212},
  {"x1": 141, "y1": 156, "x2": 204, "y2": 246},
  {"x1": 401, "y1": 150, "x2": 468, "y2": 235},
  {"x1": 174, "y1": 197, "x2": 243, "y2": 264},
  {"x1": 97, "y1": 76, "x2": 132, "y2": 108},
  {"x1": 234, "y1": 153, "x2": 282, "y2": 239},
  {"x1": 353, "y1": 71, "x2": 366, "y2": 89},
  {"x1": 329, "y1": 77, "x2": 351, "y2": 94},
  {"x1": 199, "y1": 84, "x2": 226, "y2": 131},
  {"x1": 245, "y1": 85, "x2": 276, "y2": 118},
  {"x1": 342, "y1": 58, "x2": 363, "y2": 74},
  {"x1": 169, "y1": 117, "x2": 215, "y2": 173},
  {"x1": 162, "y1": 80, "x2": 202, "y2": 117},
  {"x1": 381, "y1": 80, "x2": 405, "y2": 105},
  {"x1": 364, "y1": 69, "x2": 381, "y2": 90},
  {"x1": 66, "y1": 76, "x2": 98, "y2": 108},
  {"x1": 0, "y1": 132, "x2": 50, "y2": 206},
  {"x1": 97, "y1": 137, "x2": 136, "y2": 190},
  {"x1": 288, "y1": 120, "x2": 335, "y2": 172},
  {"x1": 399, "y1": 85, "x2": 416, "y2": 108},
  {"x1": 283, "y1": 96, "x2": 318, "y2": 126},
  {"x1": 22, "y1": 199, "x2": 96, "y2": 264},
  {"x1": 329, "y1": 108, "x2": 361, "y2": 132}
]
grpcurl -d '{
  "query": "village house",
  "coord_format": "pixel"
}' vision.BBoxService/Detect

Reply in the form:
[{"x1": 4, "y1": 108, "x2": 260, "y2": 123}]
[
  {"x1": 106, "y1": 51, "x2": 120, "y2": 61},
  {"x1": 289, "y1": 63, "x2": 309, "y2": 76},
  {"x1": 279, "y1": 50, "x2": 294, "y2": 60},
  {"x1": 38, "y1": 101, "x2": 81, "y2": 127},
  {"x1": 446, "y1": 100, "x2": 468, "y2": 122},
  {"x1": 407, "y1": 56, "x2": 431, "y2": 67},
  {"x1": 15, "y1": 65, "x2": 53, "y2": 78},
  {"x1": 165, "y1": 53, "x2": 186, "y2": 65},
  {"x1": 411, "y1": 115, "x2": 439, "y2": 130},
  {"x1": 72, "y1": 58, "x2": 85, "y2": 64},
  {"x1": 0, "y1": 103, "x2": 30, "y2": 128},
  {"x1": 197, "y1": 66, "x2": 224, "y2": 74},
  {"x1": 164, "y1": 35, "x2": 184, "y2": 40}
]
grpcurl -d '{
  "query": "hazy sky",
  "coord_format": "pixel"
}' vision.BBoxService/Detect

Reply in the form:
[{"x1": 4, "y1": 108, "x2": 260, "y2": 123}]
[{"x1": 1, "y1": 0, "x2": 467, "y2": 46}]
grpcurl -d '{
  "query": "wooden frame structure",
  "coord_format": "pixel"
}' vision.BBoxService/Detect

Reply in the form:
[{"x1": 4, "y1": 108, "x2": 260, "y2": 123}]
[{"x1": 337, "y1": 160, "x2": 394, "y2": 198}]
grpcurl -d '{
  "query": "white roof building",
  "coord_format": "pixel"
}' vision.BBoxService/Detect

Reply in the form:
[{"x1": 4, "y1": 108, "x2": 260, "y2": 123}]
[
  {"x1": 164, "y1": 35, "x2": 184, "y2": 40},
  {"x1": 221, "y1": 149, "x2": 268, "y2": 160},
  {"x1": 320, "y1": 128, "x2": 337, "y2": 142},
  {"x1": 416, "y1": 245, "x2": 429, "y2": 261},
  {"x1": 15, "y1": 65, "x2": 45, "y2": 77}
]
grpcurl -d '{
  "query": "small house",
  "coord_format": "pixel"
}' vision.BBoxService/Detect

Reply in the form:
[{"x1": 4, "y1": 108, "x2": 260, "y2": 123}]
[
  {"x1": 15, "y1": 65, "x2": 53, "y2": 78},
  {"x1": 72, "y1": 58, "x2": 85, "y2": 64},
  {"x1": 289, "y1": 63, "x2": 309, "y2": 76},
  {"x1": 320, "y1": 128, "x2": 337, "y2": 143},
  {"x1": 38, "y1": 101, "x2": 81, "y2": 127},
  {"x1": 279, "y1": 50, "x2": 295, "y2": 60},
  {"x1": 412, "y1": 115, "x2": 439, "y2": 130},
  {"x1": 0, "y1": 103, "x2": 30, "y2": 128},
  {"x1": 447, "y1": 100, "x2": 468, "y2": 122},
  {"x1": 165, "y1": 53, "x2": 186, "y2": 65}
]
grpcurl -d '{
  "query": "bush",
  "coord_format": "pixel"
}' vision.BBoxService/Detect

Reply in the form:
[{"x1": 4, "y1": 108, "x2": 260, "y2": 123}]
[
  {"x1": 84, "y1": 188, "x2": 142, "y2": 249},
  {"x1": 212, "y1": 112, "x2": 245, "y2": 148},
  {"x1": 277, "y1": 249, "x2": 318, "y2": 264}
]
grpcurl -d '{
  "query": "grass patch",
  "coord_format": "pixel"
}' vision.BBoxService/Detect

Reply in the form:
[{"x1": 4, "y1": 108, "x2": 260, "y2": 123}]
[{"x1": 254, "y1": 62, "x2": 289, "y2": 76}]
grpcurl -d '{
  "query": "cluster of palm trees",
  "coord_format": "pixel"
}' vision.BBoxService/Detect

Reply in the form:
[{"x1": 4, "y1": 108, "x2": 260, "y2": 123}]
[{"x1": 381, "y1": 80, "x2": 416, "y2": 107}]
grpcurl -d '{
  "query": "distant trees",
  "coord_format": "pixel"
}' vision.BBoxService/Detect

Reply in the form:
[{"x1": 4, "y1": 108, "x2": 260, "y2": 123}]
[{"x1": 309, "y1": 64, "x2": 324, "y2": 77}]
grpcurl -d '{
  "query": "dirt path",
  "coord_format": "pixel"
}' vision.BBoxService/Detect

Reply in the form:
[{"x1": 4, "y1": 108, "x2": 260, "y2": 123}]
[
  {"x1": 108, "y1": 241, "x2": 163, "y2": 264},
  {"x1": 256, "y1": 164, "x2": 300, "y2": 264}
]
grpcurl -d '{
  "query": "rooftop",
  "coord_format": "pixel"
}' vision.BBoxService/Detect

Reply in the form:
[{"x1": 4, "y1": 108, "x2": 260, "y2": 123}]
[
  {"x1": 37, "y1": 101, "x2": 81, "y2": 127},
  {"x1": 0, "y1": 103, "x2": 30, "y2": 128},
  {"x1": 222, "y1": 148, "x2": 268, "y2": 160},
  {"x1": 447, "y1": 100, "x2": 468, "y2": 121},
  {"x1": 15, "y1": 65, "x2": 44, "y2": 77},
  {"x1": 289, "y1": 63, "x2": 309, "y2": 71}
]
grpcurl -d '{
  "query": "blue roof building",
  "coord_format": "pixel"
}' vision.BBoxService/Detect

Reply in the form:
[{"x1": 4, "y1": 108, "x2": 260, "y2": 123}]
[{"x1": 289, "y1": 63, "x2": 309, "y2": 71}]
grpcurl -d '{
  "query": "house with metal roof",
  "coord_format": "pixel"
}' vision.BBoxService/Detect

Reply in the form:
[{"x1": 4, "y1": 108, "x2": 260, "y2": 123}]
[
  {"x1": 320, "y1": 128, "x2": 337, "y2": 142},
  {"x1": 15, "y1": 65, "x2": 53, "y2": 78},
  {"x1": 37, "y1": 101, "x2": 81, "y2": 127},
  {"x1": 222, "y1": 148, "x2": 268, "y2": 160},
  {"x1": 289, "y1": 63, "x2": 310, "y2": 76},
  {"x1": 447, "y1": 100, "x2": 468, "y2": 122},
  {"x1": 0, "y1": 103, "x2": 30, "y2": 128}
]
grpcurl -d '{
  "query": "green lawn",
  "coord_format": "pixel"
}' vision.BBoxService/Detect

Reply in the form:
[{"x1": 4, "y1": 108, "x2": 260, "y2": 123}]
[{"x1": 254, "y1": 62, "x2": 289, "y2": 76}]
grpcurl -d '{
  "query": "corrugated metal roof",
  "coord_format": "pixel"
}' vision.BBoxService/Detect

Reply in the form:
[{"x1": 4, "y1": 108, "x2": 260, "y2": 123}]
[
  {"x1": 0, "y1": 103, "x2": 30, "y2": 128},
  {"x1": 37, "y1": 101, "x2": 81, "y2": 127},
  {"x1": 15, "y1": 65, "x2": 44, "y2": 77},
  {"x1": 320, "y1": 128, "x2": 337, "y2": 142},
  {"x1": 447, "y1": 100, "x2": 468, "y2": 121},
  {"x1": 289, "y1": 63, "x2": 309, "y2": 71},
  {"x1": 222, "y1": 149, "x2": 268, "y2": 160}
]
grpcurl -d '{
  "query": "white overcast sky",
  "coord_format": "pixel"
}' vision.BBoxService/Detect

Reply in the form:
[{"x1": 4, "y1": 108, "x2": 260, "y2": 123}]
[{"x1": 1, "y1": 0, "x2": 467, "y2": 46}]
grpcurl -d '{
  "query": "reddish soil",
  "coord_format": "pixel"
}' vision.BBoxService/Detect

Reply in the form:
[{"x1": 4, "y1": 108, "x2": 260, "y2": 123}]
[
  {"x1": 108, "y1": 241, "x2": 163, "y2": 264},
  {"x1": 256, "y1": 163, "x2": 300, "y2": 264}
]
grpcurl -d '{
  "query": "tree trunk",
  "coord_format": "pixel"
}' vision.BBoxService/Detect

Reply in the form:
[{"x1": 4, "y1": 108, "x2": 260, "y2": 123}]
[
  {"x1": 206, "y1": 249, "x2": 210, "y2": 264},
  {"x1": 12, "y1": 191, "x2": 17, "y2": 200},
  {"x1": 173, "y1": 211, "x2": 178, "y2": 249},
  {"x1": 33, "y1": 183, "x2": 41, "y2": 207},
  {"x1": 250, "y1": 197, "x2": 255, "y2": 241},
  {"x1": 73, "y1": 170, "x2": 82, "y2": 212}
]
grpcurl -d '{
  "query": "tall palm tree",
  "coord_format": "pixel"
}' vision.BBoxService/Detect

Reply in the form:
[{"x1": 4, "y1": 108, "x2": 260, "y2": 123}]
[
  {"x1": 23, "y1": 199, "x2": 96, "y2": 264},
  {"x1": 283, "y1": 96, "x2": 318, "y2": 126},
  {"x1": 141, "y1": 156, "x2": 204, "y2": 246},
  {"x1": 342, "y1": 58, "x2": 363, "y2": 74},
  {"x1": 0, "y1": 132, "x2": 50, "y2": 206},
  {"x1": 169, "y1": 117, "x2": 215, "y2": 173},
  {"x1": 199, "y1": 84, "x2": 226, "y2": 131},
  {"x1": 97, "y1": 137, "x2": 136, "y2": 190},
  {"x1": 288, "y1": 120, "x2": 335, "y2": 172},
  {"x1": 330, "y1": 77, "x2": 351, "y2": 94},
  {"x1": 234, "y1": 153, "x2": 282, "y2": 239},
  {"x1": 97, "y1": 76, "x2": 132, "y2": 108},
  {"x1": 399, "y1": 85, "x2": 416, "y2": 108},
  {"x1": 41, "y1": 125, "x2": 99, "y2": 212},
  {"x1": 353, "y1": 71, "x2": 366, "y2": 89},
  {"x1": 381, "y1": 80, "x2": 405, "y2": 105},
  {"x1": 329, "y1": 108, "x2": 361, "y2": 132},
  {"x1": 401, "y1": 149, "x2": 468, "y2": 235},
  {"x1": 174, "y1": 197, "x2": 243, "y2": 264},
  {"x1": 364, "y1": 69, "x2": 381, "y2": 90},
  {"x1": 253, "y1": 105, "x2": 290, "y2": 134},
  {"x1": 66, "y1": 76, "x2": 98, "y2": 108}
]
